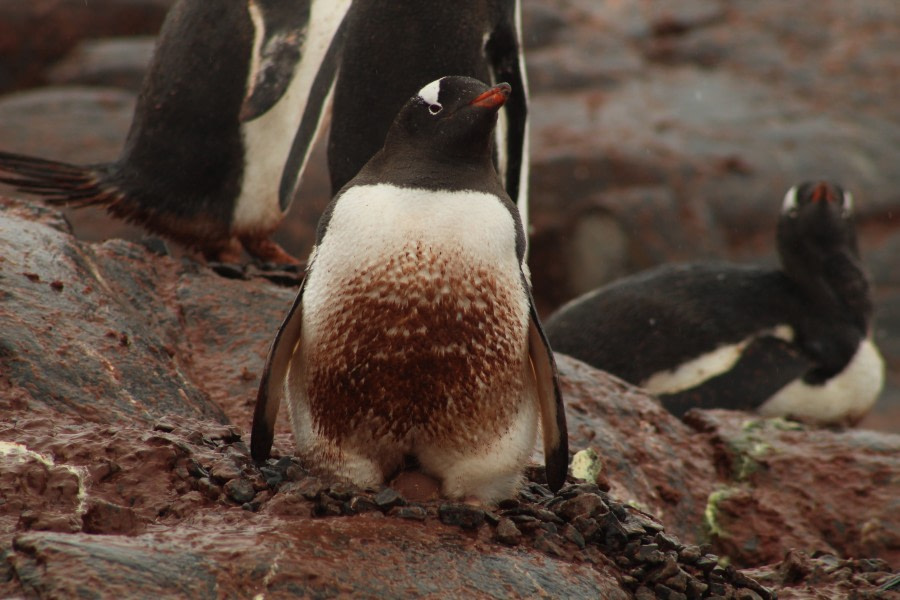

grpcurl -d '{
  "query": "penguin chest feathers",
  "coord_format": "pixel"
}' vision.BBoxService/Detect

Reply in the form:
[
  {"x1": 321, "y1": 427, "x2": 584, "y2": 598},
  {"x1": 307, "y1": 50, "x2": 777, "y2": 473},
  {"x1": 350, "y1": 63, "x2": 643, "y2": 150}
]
[{"x1": 300, "y1": 184, "x2": 531, "y2": 446}]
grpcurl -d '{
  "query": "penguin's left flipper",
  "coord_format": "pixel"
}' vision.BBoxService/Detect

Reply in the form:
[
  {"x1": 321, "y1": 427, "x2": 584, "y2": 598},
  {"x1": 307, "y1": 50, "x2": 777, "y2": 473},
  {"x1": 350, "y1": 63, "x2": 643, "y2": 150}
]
[
  {"x1": 240, "y1": 0, "x2": 312, "y2": 121},
  {"x1": 528, "y1": 301, "x2": 569, "y2": 493},
  {"x1": 659, "y1": 336, "x2": 813, "y2": 419},
  {"x1": 251, "y1": 277, "x2": 307, "y2": 462}
]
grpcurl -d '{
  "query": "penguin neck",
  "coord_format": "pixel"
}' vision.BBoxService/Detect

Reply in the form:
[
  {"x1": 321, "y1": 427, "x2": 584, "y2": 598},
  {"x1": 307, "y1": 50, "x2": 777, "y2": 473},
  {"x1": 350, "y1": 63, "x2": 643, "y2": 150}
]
[
  {"x1": 368, "y1": 145, "x2": 502, "y2": 193},
  {"x1": 780, "y1": 242, "x2": 872, "y2": 333}
]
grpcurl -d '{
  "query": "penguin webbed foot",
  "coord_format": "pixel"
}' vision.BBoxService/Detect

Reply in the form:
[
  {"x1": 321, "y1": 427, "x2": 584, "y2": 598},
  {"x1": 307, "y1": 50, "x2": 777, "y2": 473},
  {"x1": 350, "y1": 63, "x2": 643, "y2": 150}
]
[{"x1": 240, "y1": 235, "x2": 301, "y2": 266}]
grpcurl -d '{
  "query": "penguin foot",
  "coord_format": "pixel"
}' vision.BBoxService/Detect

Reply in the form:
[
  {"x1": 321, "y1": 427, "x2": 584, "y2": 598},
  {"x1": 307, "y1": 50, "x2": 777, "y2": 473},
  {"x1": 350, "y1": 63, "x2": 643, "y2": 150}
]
[{"x1": 240, "y1": 235, "x2": 300, "y2": 265}]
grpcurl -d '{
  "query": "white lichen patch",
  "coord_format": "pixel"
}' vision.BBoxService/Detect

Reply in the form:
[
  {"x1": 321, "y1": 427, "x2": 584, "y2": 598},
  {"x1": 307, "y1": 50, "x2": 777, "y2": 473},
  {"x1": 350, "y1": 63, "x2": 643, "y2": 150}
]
[{"x1": 0, "y1": 441, "x2": 89, "y2": 518}]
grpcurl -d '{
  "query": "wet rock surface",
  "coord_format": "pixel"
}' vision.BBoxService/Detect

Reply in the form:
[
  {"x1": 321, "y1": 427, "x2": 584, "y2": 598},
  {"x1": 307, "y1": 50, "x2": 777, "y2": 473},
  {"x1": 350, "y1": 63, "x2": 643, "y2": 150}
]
[{"x1": 2, "y1": 203, "x2": 899, "y2": 598}]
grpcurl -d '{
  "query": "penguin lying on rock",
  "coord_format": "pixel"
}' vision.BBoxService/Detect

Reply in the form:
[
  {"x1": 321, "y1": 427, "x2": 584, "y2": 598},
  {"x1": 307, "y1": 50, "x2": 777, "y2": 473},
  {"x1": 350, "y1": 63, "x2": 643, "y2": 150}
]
[
  {"x1": 0, "y1": 0, "x2": 350, "y2": 264},
  {"x1": 545, "y1": 181, "x2": 884, "y2": 425},
  {"x1": 251, "y1": 76, "x2": 568, "y2": 504}
]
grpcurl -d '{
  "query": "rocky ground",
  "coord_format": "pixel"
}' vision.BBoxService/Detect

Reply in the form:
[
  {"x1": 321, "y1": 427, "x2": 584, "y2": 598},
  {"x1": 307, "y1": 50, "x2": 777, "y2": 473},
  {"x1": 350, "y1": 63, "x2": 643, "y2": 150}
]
[
  {"x1": 2, "y1": 200, "x2": 899, "y2": 597},
  {"x1": 1, "y1": 0, "x2": 899, "y2": 598}
]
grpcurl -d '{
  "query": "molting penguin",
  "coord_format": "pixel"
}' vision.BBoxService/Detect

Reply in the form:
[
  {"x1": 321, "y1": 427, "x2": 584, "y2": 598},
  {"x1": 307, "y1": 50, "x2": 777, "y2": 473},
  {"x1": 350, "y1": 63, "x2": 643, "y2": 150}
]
[
  {"x1": 251, "y1": 76, "x2": 568, "y2": 503},
  {"x1": 545, "y1": 182, "x2": 884, "y2": 425},
  {"x1": 326, "y1": 0, "x2": 531, "y2": 234},
  {"x1": 0, "y1": 0, "x2": 350, "y2": 263}
]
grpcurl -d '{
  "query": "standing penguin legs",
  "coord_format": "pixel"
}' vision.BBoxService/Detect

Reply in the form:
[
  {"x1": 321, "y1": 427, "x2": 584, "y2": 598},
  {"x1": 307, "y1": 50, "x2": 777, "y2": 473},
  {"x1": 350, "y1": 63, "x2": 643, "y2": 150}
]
[
  {"x1": 416, "y1": 387, "x2": 539, "y2": 505},
  {"x1": 240, "y1": 234, "x2": 301, "y2": 265}
]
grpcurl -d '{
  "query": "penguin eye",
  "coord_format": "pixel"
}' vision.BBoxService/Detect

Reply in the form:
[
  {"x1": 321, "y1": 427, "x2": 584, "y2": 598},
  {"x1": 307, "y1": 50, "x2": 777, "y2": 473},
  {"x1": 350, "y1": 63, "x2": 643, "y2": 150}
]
[{"x1": 428, "y1": 103, "x2": 443, "y2": 115}]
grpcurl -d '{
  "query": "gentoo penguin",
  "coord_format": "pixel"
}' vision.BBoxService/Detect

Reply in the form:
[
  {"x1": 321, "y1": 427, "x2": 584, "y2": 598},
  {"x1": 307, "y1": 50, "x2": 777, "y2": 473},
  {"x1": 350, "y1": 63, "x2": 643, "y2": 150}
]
[
  {"x1": 545, "y1": 182, "x2": 884, "y2": 426},
  {"x1": 251, "y1": 76, "x2": 568, "y2": 503},
  {"x1": 0, "y1": 0, "x2": 350, "y2": 263},
  {"x1": 327, "y1": 1, "x2": 531, "y2": 233}
]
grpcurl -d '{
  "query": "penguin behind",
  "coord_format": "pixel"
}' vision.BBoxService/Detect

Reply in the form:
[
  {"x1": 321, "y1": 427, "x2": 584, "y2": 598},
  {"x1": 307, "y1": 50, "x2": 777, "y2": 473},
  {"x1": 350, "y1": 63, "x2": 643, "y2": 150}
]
[
  {"x1": 251, "y1": 76, "x2": 568, "y2": 504},
  {"x1": 0, "y1": 0, "x2": 349, "y2": 264},
  {"x1": 326, "y1": 0, "x2": 531, "y2": 232},
  {"x1": 545, "y1": 182, "x2": 883, "y2": 426}
]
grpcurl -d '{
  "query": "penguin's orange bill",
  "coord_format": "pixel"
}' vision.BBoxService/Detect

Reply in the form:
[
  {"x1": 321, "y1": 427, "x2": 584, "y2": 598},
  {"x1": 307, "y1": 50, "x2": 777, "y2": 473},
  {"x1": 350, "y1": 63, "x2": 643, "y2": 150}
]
[{"x1": 470, "y1": 83, "x2": 511, "y2": 108}]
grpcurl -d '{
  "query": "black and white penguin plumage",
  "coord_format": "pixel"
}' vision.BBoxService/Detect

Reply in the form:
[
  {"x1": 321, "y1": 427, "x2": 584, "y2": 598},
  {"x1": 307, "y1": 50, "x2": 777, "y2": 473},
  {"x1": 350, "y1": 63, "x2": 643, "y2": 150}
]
[
  {"x1": 0, "y1": 0, "x2": 350, "y2": 264},
  {"x1": 327, "y1": 1, "x2": 531, "y2": 233},
  {"x1": 251, "y1": 76, "x2": 568, "y2": 503},
  {"x1": 545, "y1": 182, "x2": 884, "y2": 425}
]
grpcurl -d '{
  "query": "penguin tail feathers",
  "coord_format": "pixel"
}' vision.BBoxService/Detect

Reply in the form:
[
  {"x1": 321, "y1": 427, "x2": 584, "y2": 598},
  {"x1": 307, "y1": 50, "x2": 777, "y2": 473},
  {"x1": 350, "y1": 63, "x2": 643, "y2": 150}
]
[{"x1": 0, "y1": 150, "x2": 120, "y2": 208}]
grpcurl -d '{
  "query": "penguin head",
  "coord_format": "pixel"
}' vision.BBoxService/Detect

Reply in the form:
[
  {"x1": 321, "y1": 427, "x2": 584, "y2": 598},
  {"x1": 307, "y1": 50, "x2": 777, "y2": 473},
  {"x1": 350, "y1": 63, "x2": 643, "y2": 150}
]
[
  {"x1": 385, "y1": 76, "x2": 510, "y2": 161},
  {"x1": 777, "y1": 181, "x2": 860, "y2": 267}
]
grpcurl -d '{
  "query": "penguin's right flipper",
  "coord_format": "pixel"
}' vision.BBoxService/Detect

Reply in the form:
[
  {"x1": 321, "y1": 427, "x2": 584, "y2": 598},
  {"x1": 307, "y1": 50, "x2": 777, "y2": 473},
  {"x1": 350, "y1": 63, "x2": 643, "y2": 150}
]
[
  {"x1": 528, "y1": 300, "x2": 569, "y2": 493},
  {"x1": 251, "y1": 277, "x2": 307, "y2": 462},
  {"x1": 0, "y1": 150, "x2": 118, "y2": 208},
  {"x1": 660, "y1": 336, "x2": 813, "y2": 418}
]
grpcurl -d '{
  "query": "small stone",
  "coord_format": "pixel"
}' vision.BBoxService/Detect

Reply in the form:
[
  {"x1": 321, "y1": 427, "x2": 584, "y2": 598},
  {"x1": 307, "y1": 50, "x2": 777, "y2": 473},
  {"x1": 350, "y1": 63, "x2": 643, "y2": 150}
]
[
  {"x1": 597, "y1": 511, "x2": 628, "y2": 550},
  {"x1": 295, "y1": 478, "x2": 327, "y2": 500},
  {"x1": 664, "y1": 569, "x2": 690, "y2": 592},
  {"x1": 735, "y1": 590, "x2": 763, "y2": 600},
  {"x1": 196, "y1": 477, "x2": 221, "y2": 501},
  {"x1": 224, "y1": 478, "x2": 256, "y2": 504},
  {"x1": 696, "y1": 555, "x2": 719, "y2": 571},
  {"x1": 349, "y1": 496, "x2": 380, "y2": 513},
  {"x1": 185, "y1": 458, "x2": 209, "y2": 479},
  {"x1": 539, "y1": 521, "x2": 558, "y2": 534},
  {"x1": 494, "y1": 518, "x2": 522, "y2": 545},
  {"x1": 533, "y1": 532, "x2": 566, "y2": 557},
  {"x1": 686, "y1": 578, "x2": 708, "y2": 599},
  {"x1": 571, "y1": 516, "x2": 600, "y2": 539},
  {"x1": 653, "y1": 583, "x2": 687, "y2": 600},
  {"x1": 620, "y1": 517, "x2": 648, "y2": 538},
  {"x1": 554, "y1": 493, "x2": 607, "y2": 520},
  {"x1": 646, "y1": 555, "x2": 680, "y2": 583},
  {"x1": 153, "y1": 420, "x2": 176, "y2": 433},
  {"x1": 210, "y1": 459, "x2": 242, "y2": 483},
  {"x1": 634, "y1": 586, "x2": 655, "y2": 600},
  {"x1": 327, "y1": 482, "x2": 355, "y2": 501},
  {"x1": 562, "y1": 524, "x2": 586, "y2": 549},
  {"x1": 389, "y1": 505, "x2": 427, "y2": 521},
  {"x1": 373, "y1": 487, "x2": 405, "y2": 509},
  {"x1": 483, "y1": 511, "x2": 500, "y2": 526},
  {"x1": 259, "y1": 466, "x2": 283, "y2": 488},
  {"x1": 558, "y1": 482, "x2": 602, "y2": 498},
  {"x1": 438, "y1": 504, "x2": 484, "y2": 530},
  {"x1": 635, "y1": 543, "x2": 665, "y2": 564},
  {"x1": 570, "y1": 448, "x2": 603, "y2": 483},
  {"x1": 656, "y1": 531, "x2": 683, "y2": 551},
  {"x1": 497, "y1": 498, "x2": 520, "y2": 510},
  {"x1": 679, "y1": 545, "x2": 701, "y2": 564},
  {"x1": 316, "y1": 495, "x2": 343, "y2": 517}
]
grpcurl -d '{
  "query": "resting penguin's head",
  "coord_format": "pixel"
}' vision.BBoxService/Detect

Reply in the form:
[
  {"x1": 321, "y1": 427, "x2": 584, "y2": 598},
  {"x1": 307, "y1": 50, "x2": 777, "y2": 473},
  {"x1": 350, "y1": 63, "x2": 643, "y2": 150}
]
[
  {"x1": 778, "y1": 181, "x2": 859, "y2": 263},
  {"x1": 385, "y1": 75, "x2": 510, "y2": 161}
]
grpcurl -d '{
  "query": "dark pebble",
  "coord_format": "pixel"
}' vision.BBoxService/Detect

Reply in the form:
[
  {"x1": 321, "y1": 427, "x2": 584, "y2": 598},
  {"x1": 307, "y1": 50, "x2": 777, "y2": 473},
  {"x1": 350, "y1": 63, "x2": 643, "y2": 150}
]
[
  {"x1": 494, "y1": 518, "x2": 522, "y2": 545},
  {"x1": 696, "y1": 555, "x2": 719, "y2": 571},
  {"x1": 497, "y1": 498, "x2": 520, "y2": 510},
  {"x1": 295, "y1": 478, "x2": 327, "y2": 500},
  {"x1": 316, "y1": 495, "x2": 343, "y2": 517},
  {"x1": 554, "y1": 493, "x2": 607, "y2": 520},
  {"x1": 186, "y1": 458, "x2": 209, "y2": 479},
  {"x1": 679, "y1": 545, "x2": 701, "y2": 564},
  {"x1": 634, "y1": 585, "x2": 655, "y2": 600},
  {"x1": 653, "y1": 583, "x2": 687, "y2": 600},
  {"x1": 533, "y1": 531, "x2": 567, "y2": 557},
  {"x1": 597, "y1": 511, "x2": 629, "y2": 549},
  {"x1": 224, "y1": 478, "x2": 256, "y2": 504},
  {"x1": 259, "y1": 466, "x2": 283, "y2": 488},
  {"x1": 656, "y1": 531, "x2": 683, "y2": 551},
  {"x1": 686, "y1": 578, "x2": 708, "y2": 598},
  {"x1": 438, "y1": 504, "x2": 484, "y2": 530},
  {"x1": 349, "y1": 496, "x2": 380, "y2": 513},
  {"x1": 373, "y1": 487, "x2": 405, "y2": 509},
  {"x1": 635, "y1": 543, "x2": 666, "y2": 564},
  {"x1": 327, "y1": 482, "x2": 355, "y2": 501},
  {"x1": 558, "y1": 482, "x2": 602, "y2": 498},
  {"x1": 196, "y1": 477, "x2": 221, "y2": 501},
  {"x1": 483, "y1": 511, "x2": 500, "y2": 526},
  {"x1": 389, "y1": 506, "x2": 427, "y2": 521},
  {"x1": 562, "y1": 524, "x2": 586, "y2": 549},
  {"x1": 571, "y1": 515, "x2": 600, "y2": 540}
]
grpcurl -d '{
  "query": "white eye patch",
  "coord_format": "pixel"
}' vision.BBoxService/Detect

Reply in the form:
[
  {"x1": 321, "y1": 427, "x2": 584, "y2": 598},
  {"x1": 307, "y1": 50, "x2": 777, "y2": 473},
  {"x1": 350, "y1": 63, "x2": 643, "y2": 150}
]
[
  {"x1": 417, "y1": 78, "x2": 444, "y2": 115},
  {"x1": 781, "y1": 185, "x2": 799, "y2": 214},
  {"x1": 842, "y1": 191, "x2": 854, "y2": 215}
]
